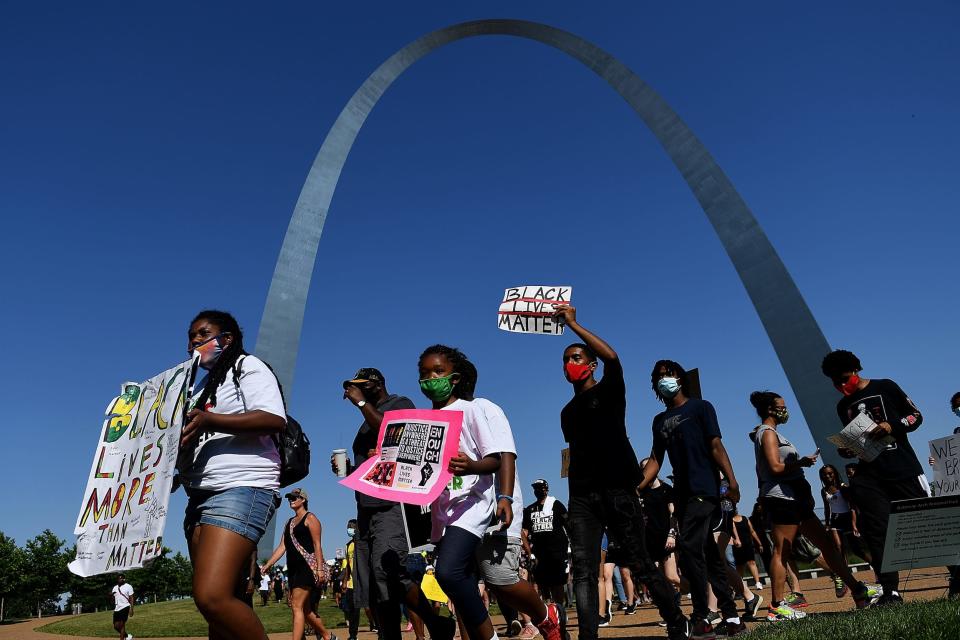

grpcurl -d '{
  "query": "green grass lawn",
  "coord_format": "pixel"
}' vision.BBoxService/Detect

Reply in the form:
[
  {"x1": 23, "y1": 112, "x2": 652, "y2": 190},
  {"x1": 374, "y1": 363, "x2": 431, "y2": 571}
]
[
  {"x1": 747, "y1": 597, "x2": 960, "y2": 640},
  {"x1": 38, "y1": 597, "x2": 373, "y2": 637}
]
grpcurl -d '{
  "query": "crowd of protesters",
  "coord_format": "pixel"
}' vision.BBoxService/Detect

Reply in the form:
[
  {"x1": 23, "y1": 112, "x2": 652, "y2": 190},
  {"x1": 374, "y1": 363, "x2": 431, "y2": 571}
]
[{"x1": 170, "y1": 307, "x2": 956, "y2": 640}]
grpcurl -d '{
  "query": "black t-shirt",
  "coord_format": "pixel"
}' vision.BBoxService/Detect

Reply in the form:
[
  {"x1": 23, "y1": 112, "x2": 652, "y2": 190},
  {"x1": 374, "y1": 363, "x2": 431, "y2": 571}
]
[
  {"x1": 835, "y1": 378, "x2": 923, "y2": 480},
  {"x1": 640, "y1": 481, "x2": 674, "y2": 537},
  {"x1": 522, "y1": 498, "x2": 569, "y2": 561},
  {"x1": 352, "y1": 393, "x2": 416, "y2": 508},
  {"x1": 560, "y1": 358, "x2": 641, "y2": 493},
  {"x1": 652, "y1": 398, "x2": 723, "y2": 498}
]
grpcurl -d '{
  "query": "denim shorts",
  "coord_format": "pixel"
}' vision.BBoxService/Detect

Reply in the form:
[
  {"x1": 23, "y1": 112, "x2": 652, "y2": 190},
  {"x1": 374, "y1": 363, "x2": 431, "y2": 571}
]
[{"x1": 184, "y1": 486, "x2": 280, "y2": 543}]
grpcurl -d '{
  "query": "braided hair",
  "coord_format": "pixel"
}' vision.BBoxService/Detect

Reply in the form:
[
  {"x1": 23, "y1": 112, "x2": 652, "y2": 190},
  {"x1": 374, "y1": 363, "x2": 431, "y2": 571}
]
[
  {"x1": 191, "y1": 310, "x2": 247, "y2": 409},
  {"x1": 418, "y1": 344, "x2": 476, "y2": 401}
]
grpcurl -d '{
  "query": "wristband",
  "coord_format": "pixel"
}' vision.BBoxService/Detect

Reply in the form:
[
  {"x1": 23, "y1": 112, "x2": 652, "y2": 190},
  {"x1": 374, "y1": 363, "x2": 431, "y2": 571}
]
[{"x1": 497, "y1": 494, "x2": 514, "y2": 503}]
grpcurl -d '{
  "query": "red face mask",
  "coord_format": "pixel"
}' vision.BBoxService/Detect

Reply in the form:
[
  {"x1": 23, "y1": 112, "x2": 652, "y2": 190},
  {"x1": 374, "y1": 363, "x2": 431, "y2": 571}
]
[
  {"x1": 837, "y1": 374, "x2": 861, "y2": 396},
  {"x1": 564, "y1": 361, "x2": 592, "y2": 382}
]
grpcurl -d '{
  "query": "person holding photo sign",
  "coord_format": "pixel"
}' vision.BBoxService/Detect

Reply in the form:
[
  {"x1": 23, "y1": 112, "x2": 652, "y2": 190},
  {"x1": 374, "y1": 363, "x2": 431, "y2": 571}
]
[
  {"x1": 179, "y1": 310, "x2": 286, "y2": 640},
  {"x1": 821, "y1": 349, "x2": 928, "y2": 606},
  {"x1": 552, "y1": 306, "x2": 689, "y2": 640},
  {"x1": 418, "y1": 345, "x2": 502, "y2": 640},
  {"x1": 334, "y1": 368, "x2": 417, "y2": 640}
]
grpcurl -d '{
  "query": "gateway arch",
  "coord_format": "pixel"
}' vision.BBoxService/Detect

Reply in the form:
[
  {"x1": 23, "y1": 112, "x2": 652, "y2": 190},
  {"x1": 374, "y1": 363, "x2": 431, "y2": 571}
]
[{"x1": 253, "y1": 18, "x2": 840, "y2": 550}]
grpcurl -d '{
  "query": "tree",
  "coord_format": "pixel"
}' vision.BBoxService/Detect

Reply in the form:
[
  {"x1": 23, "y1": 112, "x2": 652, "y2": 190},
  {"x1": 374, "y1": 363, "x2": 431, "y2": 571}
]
[
  {"x1": 21, "y1": 530, "x2": 71, "y2": 617},
  {"x1": 0, "y1": 532, "x2": 25, "y2": 620}
]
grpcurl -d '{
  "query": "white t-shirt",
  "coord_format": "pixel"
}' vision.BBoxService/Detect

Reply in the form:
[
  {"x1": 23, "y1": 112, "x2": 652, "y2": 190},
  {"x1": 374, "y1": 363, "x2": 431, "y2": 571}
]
[
  {"x1": 181, "y1": 355, "x2": 285, "y2": 491},
  {"x1": 431, "y1": 399, "x2": 505, "y2": 541},
  {"x1": 259, "y1": 575, "x2": 271, "y2": 591},
  {"x1": 112, "y1": 583, "x2": 134, "y2": 611},
  {"x1": 474, "y1": 398, "x2": 524, "y2": 539}
]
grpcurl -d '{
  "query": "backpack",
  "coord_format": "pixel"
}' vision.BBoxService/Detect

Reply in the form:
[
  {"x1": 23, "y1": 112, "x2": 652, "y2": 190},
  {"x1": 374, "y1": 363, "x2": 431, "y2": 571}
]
[{"x1": 232, "y1": 355, "x2": 311, "y2": 488}]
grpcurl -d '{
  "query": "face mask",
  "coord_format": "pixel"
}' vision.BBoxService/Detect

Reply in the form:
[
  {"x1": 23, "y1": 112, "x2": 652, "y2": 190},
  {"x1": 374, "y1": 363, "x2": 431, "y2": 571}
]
[
  {"x1": 657, "y1": 377, "x2": 681, "y2": 398},
  {"x1": 772, "y1": 407, "x2": 790, "y2": 424},
  {"x1": 419, "y1": 374, "x2": 457, "y2": 403},
  {"x1": 953, "y1": 407, "x2": 960, "y2": 419},
  {"x1": 347, "y1": 527, "x2": 356, "y2": 537},
  {"x1": 564, "y1": 361, "x2": 592, "y2": 382},
  {"x1": 836, "y1": 374, "x2": 860, "y2": 396},
  {"x1": 194, "y1": 333, "x2": 229, "y2": 369}
]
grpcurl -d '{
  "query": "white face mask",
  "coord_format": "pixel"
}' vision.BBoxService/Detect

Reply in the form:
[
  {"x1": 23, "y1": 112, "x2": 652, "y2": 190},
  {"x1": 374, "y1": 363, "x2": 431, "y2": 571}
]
[{"x1": 657, "y1": 377, "x2": 681, "y2": 398}]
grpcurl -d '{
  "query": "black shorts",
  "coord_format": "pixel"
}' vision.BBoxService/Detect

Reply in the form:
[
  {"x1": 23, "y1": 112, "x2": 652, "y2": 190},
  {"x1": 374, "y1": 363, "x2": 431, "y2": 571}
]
[
  {"x1": 113, "y1": 607, "x2": 130, "y2": 623},
  {"x1": 829, "y1": 511, "x2": 854, "y2": 533},
  {"x1": 732, "y1": 544, "x2": 756, "y2": 566},
  {"x1": 761, "y1": 480, "x2": 817, "y2": 526}
]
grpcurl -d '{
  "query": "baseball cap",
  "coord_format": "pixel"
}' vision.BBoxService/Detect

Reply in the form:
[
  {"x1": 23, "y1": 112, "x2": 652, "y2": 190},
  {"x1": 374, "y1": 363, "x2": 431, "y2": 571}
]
[
  {"x1": 531, "y1": 478, "x2": 549, "y2": 489},
  {"x1": 285, "y1": 488, "x2": 309, "y2": 501},
  {"x1": 343, "y1": 367, "x2": 385, "y2": 388}
]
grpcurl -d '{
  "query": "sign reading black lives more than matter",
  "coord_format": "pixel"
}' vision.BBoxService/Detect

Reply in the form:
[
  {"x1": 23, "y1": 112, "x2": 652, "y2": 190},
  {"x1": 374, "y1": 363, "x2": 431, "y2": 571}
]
[
  {"x1": 880, "y1": 495, "x2": 960, "y2": 573},
  {"x1": 498, "y1": 286, "x2": 572, "y2": 335}
]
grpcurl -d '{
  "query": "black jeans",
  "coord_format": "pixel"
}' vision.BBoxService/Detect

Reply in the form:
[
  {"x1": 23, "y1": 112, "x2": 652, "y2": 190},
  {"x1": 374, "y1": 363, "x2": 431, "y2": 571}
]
[
  {"x1": 675, "y1": 496, "x2": 738, "y2": 622},
  {"x1": 849, "y1": 472, "x2": 927, "y2": 594},
  {"x1": 569, "y1": 489, "x2": 685, "y2": 640}
]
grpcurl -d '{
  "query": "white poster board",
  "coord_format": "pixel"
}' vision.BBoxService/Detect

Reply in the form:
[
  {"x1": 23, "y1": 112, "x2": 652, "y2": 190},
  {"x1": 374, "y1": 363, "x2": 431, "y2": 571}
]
[
  {"x1": 69, "y1": 359, "x2": 193, "y2": 577},
  {"x1": 497, "y1": 285, "x2": 572, "y2": 335},
  {"x1": 929, "y1": 435, "x2": 960, "y2": 497},
  {"x1": 826, "y1": 412, "x2": 893, "y2": 462},
  {"x1": 880, "y1": 495, "x2": 960, "y2": 573}
]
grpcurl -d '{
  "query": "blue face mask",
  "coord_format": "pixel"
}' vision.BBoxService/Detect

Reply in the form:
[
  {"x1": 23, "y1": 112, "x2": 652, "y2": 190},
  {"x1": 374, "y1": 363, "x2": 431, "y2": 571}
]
[
  {"x1": 657, "y1": 377, "x2": 681, "y2": 398},
  {"x1": 347, "y1": 527, "x2": 356, "y2": 537},
  {"x1": 954, "y1": 407, "x2": 960, "y2": 419}
]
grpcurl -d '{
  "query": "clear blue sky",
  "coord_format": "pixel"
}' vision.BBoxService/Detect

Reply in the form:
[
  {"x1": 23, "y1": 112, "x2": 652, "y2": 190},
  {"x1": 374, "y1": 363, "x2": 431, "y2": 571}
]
[{"x1": 2, "y1": 2, "x2": 958, "y2": 561}]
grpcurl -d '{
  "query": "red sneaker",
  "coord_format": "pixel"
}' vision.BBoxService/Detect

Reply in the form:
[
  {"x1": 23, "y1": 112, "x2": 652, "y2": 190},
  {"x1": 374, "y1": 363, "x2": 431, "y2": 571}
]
[{"x1": 537, "y1": 603, "x2": 562, "y2": 640}]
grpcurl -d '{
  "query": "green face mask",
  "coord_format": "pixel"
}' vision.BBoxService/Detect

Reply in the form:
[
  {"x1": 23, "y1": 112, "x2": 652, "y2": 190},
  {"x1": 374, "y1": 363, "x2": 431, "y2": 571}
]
[
  {"x1": 419, "y1": 374, "x2": 457, "y2": 403},
  {"x1": 772, "y1": 407, "x2": 790, "y2": 424}
]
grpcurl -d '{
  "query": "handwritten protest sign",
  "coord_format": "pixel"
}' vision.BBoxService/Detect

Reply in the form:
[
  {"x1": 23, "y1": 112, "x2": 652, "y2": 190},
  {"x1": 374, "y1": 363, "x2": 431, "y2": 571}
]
[
  {"x1": 497, "y1": 286, "x2": 572, "y2": 335},
  {"x1": 69, "y1": 359, "x2": 193, "y2": 577},
  {"x1": 340, "y1": 409, "x2": 462, "y2": 506},
  {"x1": 826, "y1": 412, "x2": 893, "y2": 462},
  {"x1": 929, "y1": 435, "x2": 960, "y2": 497},
  {"x1": 880, "y1": 495, "x2": 960, "y2": 573}
]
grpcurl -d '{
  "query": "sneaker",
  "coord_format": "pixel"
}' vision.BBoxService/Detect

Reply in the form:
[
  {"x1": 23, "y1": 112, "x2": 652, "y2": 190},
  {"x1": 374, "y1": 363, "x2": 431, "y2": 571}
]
[
  {"x1": 754, "y1": 582, "x2": 763, "y2": 591},
  {"x1": 707, "y1": 610, "x2": 723, "y2": 626},
  {"x1": 874, "y1": 591, "x2": 904, "y2": 607},
  {"x1": 852, "y1": 582, "x2": 882, "y2": 609},
  {"x1": 667, "y1": 618, "x2": 691, "y2": 640},
  {"x1": 690, "y1": 618, "x2": 717, "y2": 640},
  {"x1": 834, "y1": 576, "x2": 849, "y2": 598},
  {"x1": 509, "y1": 620, "x2": 523, "y2": 637},
  {"x1": 624, "y1": 602, "x2": 637, "y2": 615},
  {"x1": 766, "y1": 602, "x2": 806, "y2": 621},
  {"x1": 714, "y1": 620, "x2": 748, "y2": 637},
  {"x1": 784, "y1": 592, "x2": 808, "y2": 608},
  {"x1": 518, "y1": 623, "x2": 540, "y2": 640},
  {"x1": 406, "y1": 623, "x2": 414, "y2": 633},
  {"x1": 536, "y1": 603, "x2": 561, "y2": 640},
  {"x1": 598, "y1": 617, "x2": 610, "y2": 628},
  {"x1": 745, "y1": 594, "x2": 764, "y2": 620}
]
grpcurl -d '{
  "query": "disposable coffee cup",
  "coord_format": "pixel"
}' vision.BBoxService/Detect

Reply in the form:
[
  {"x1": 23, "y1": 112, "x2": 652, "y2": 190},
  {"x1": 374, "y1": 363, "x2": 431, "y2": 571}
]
[{"x1": 333, "y1": 449, "x2": 348, "y2": 478}]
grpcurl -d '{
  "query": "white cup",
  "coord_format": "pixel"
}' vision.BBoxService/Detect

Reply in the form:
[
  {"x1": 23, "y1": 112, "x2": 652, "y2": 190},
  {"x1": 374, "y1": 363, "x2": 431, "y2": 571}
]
[{"x1": 332, "y1": 449, "x2": 348, "y2": 478}]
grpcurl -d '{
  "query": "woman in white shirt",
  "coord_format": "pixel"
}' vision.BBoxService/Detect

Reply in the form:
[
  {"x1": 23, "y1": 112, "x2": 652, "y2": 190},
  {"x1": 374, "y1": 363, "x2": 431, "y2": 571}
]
[{"x1": 180, "y1": 310, "x2": 286, "y2": 640}]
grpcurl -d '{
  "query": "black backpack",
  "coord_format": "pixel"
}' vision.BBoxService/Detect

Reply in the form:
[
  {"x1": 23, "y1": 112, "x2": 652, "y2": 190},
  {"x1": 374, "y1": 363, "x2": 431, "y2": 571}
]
[{"x1": 233, "y1": 356, "x2": 311, "y2": 488}]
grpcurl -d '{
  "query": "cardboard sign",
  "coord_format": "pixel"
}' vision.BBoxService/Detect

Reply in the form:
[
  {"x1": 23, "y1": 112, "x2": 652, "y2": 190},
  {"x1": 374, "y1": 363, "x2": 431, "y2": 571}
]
[
  {"x1": 929, "y1": 435, "x2": 960, "y2": 497},
  {"x1": 560, "y1": 447, "x2": 570, "y2": 478},
  {"x1": 880, "y1": 495, "x2": 960, "y2": 573},
  {"x1": 69, "y1": 359, "x2": 194, "y2": 577},
  {"x1": 497, "y1": 285, "x2": 572, "y2": 335},
  {"x1": 827, "y1": 412, "x2": 894, "y2": 462},
  {"x1": 340, "y1": 409, "x2": 462, "y2": 506}
]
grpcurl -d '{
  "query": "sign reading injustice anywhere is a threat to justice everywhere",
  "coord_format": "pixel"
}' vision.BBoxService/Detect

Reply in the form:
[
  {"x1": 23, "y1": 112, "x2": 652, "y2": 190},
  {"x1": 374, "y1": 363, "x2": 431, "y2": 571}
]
[
  {"x1": 497, "y1": 285, "x2": 572, "y2": 335},
  {"x1": 69, "y1": 359, "x2": 194, "y2": 577},
  {"x1": 340, "y1": 409, "x2": 462, "y2": 506}
]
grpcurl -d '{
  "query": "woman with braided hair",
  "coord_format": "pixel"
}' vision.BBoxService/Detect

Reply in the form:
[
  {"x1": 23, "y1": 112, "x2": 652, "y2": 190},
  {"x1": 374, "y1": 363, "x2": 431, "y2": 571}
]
[{"x1": 179, "y1": 310, "x2": 287, "y2": 640}]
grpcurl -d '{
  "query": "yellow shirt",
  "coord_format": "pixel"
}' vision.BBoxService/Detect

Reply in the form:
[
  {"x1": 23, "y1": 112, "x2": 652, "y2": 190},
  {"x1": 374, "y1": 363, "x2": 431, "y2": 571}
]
[{"x1": 344, "y1": 540, "x2": 355, "y2": 590}]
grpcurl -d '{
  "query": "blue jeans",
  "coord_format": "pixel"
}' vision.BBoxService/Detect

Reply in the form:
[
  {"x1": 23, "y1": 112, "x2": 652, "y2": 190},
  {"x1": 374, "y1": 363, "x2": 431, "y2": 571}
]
[
  {"x1": 183, "y1": 486, "x2": 280, "y2": 543},
  {"x1": 569, "y1": 489, "x2": 685, "y2": 640}
]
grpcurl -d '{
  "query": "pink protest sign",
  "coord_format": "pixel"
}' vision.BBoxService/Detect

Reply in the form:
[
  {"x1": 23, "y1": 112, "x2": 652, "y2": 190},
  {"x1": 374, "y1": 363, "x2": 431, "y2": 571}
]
[{"x1": 339, "y1": 409, "x2": 463, "y2": 506}]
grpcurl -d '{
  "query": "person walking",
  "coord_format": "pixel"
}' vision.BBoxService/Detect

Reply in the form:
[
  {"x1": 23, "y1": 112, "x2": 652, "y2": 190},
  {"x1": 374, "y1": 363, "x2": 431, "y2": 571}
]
[
  {"x1": 553, "y1": 306, "x2": 689, "y2": 640},
  {"x1": 110, "y1": 574, "x2": 134, "y2": 640},
  {"x1": 261, "y1": 488, "x2": 337, "y2": 640},
  {"x1": 639, "y1": 359, "x2": 745, "y2": 638},
  {"x1": 179, "y1": 310, "x2": 285, "y2": 640},
  {"x1": 341, "y1": 520, "x2": 361, "y2": 640},
  {"x1": 522, "y1": 479, "x2": 570, "y2": 611},
  {"x1": 730, "y1": 509, "x2": 763, "y2": 594},
  {"x1": 821, "y1": 350, "x2": 929, "y2": 604},
  {"x1": 748, "y1": 390, "x2": 878, "y2": 621}
]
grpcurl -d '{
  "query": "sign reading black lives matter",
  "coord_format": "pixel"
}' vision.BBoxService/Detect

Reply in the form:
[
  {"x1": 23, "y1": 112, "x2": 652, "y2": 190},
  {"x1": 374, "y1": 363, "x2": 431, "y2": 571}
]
[
  {"x1": 880, "y1": 495, "x2": 960, "y2": 573},
  {"x1": 498, "y1": 285, "x2": 572, "y2": 335}
]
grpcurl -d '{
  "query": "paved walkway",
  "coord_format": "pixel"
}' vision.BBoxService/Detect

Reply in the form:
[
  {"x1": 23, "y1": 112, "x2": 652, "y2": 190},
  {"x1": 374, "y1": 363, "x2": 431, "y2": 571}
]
[{"x1": 1, "y1": 569, "x2": 950, "y2": 639}]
